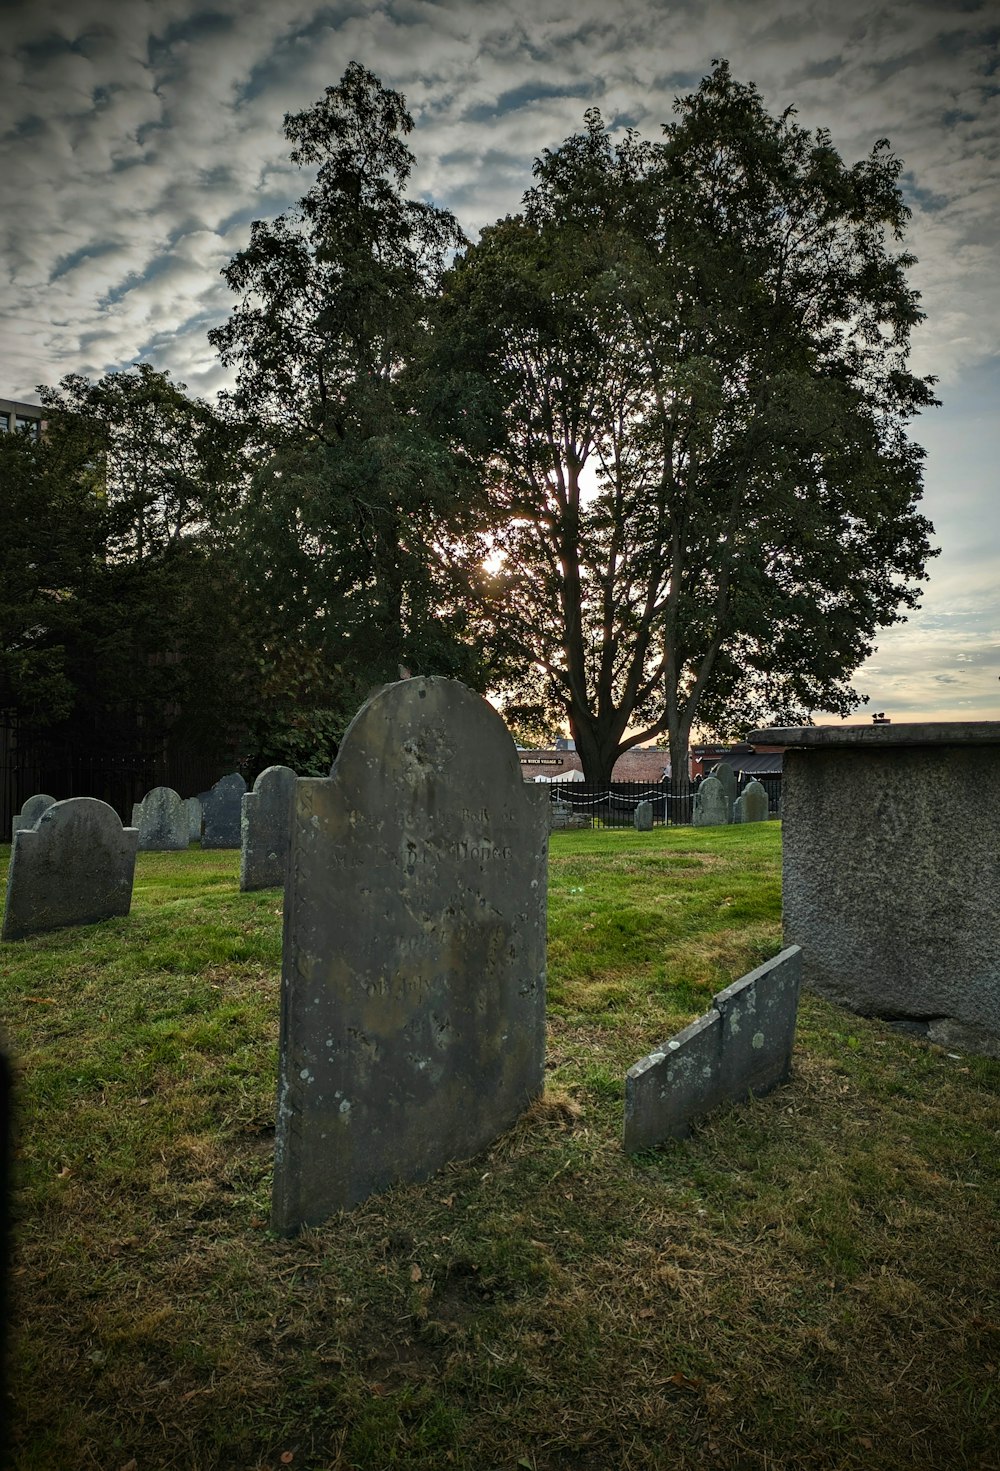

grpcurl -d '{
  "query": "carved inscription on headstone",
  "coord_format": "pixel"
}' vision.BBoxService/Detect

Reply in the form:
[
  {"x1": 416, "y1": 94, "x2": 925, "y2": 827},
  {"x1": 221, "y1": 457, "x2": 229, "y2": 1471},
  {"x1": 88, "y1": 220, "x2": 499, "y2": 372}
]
[
  {"x1": 272, "y1": 677, "x2": 550, "y2": 1232},
  {"x1": 240, "y1": 765, "x2": 297, "y2": 891}
]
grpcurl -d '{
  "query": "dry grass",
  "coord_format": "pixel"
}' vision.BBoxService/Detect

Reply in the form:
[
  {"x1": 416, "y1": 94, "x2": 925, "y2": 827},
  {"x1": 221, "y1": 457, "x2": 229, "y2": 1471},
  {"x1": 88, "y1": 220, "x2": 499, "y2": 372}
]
[{"x1": 1, "y1": 828, "x2": 998, "y2": 1470}]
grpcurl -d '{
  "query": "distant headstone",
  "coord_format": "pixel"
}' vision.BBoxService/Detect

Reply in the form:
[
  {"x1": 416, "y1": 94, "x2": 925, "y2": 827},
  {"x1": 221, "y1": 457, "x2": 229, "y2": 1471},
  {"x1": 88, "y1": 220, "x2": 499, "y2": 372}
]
[
  {"x1": 714, "y1": 762, "x2": 737, "y2": 818},
  {"x1": 272, "y1": 676, "x2": 550, "y2": 1233},
  {"x1": 201, "y1": 773, "x2": 247, "y2": 849},
  {"x1": 693, "y1": 775, "x2": 730, "y2": 827},
  {"x1": 131, "y1": 786, "x2": 188, "y2": 851},
  {"x1": 2, "y1": 798, "x2": 138, "y2": 941},
  {"x1": 11, "y1": 794, "x2": 56, "y2": 840},
  {"x1": 633, "y1": 800, "x2": 653, "y2": 832},
  {"x1": 240, "y1": 765, "x2": 298, "y2": 891},
  {"x1": 185, "y1": 797, "x2": 202, "y2": 843},
  {"x1": 734, "y1": 779, "x2": 769, "y2": 824}
]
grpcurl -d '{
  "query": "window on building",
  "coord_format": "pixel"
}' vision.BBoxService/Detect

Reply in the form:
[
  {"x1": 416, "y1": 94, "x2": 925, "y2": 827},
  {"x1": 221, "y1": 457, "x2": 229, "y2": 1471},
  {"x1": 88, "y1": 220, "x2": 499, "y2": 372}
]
[
  {"x1": 0, "y1": 413, "x2": 9, "y2": 432},
  {"x1": 14, "y1": 415, "x2": 39, "y2": 439}
]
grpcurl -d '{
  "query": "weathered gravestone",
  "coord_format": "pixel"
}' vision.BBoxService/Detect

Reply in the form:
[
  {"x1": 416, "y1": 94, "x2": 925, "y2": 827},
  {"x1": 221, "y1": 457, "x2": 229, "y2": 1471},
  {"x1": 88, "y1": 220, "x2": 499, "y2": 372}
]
[
  {"x1": 131, "y1": 786, "x2": 188, "y2": 851},
  {"x1": 184, "y1": 797, "x2": 202, "y2": 843},
  {"x1": 11, "y1": 794, "x2": 56, "y2": 840},
  {"x1": 633, "y1": 800, "x2": 654, "y2": 832},
  {"x1": 714, "y1": 761, "x2": 737, "y2": 819},
  {"x1": 734, "y1": 779, "x2": 769, "y2": 824},
  {"x1": 240, "y1": 765, "x2": 297, "y2": 891},
  {"x1": 272, "y1": 676, "x2": 550, "y2": 1232},
  {"x1": 201, "y1": 773, "x2": 246, "y2": 849},
  {"x1": 2, "y1": 798, "x2": 138, "y2": 941},
  {"x1": 693, "y1": 775, "x2": 730, "y2": 827}
]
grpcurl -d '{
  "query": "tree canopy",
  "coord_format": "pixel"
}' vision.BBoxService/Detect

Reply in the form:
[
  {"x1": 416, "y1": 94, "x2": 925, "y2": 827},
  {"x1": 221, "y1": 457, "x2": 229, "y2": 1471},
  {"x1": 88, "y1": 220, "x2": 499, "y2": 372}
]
[{"x1": 437, "y1": 61, "x2": 937, "y2": 782}]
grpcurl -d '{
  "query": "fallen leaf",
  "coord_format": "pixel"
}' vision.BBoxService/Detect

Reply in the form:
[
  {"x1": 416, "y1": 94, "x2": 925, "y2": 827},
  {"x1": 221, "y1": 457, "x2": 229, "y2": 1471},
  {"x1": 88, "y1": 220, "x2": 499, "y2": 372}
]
[
  {"x1": 857, "y1": 1437, "x2": 873, "y2": 1450},
  {"x1": 439, "y1": 1194, "x2": 455, "y2": 1207},
  {"x1": 409, "y1": 1263, "x2": 422, "y2": 1282},
  {"x1": 638, "y1": 1308, "x2": 655, "y2": 1319},
  {"x1": 56, "y1": 1166, "x2": 72, "y2": 1179},
  {"x1": 24, "y1": 996, "x2": 56, "y2": 1005},
  {"x1": 669, "y1": 1370, "x2": 702, "y2": 1391},
  {"x1": 118, "y1": 1460, "x2": 138, "y2": 1471},
  {"x1": 280, "y1": 1454, "x2": 295, "y2": 1466}
]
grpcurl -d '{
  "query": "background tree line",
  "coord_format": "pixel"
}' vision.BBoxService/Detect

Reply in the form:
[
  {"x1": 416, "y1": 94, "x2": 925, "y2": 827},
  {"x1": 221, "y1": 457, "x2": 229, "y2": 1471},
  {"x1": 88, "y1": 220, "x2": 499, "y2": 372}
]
[{"x1": 0, "y1": 61, "x2": 936, "y2": 786}]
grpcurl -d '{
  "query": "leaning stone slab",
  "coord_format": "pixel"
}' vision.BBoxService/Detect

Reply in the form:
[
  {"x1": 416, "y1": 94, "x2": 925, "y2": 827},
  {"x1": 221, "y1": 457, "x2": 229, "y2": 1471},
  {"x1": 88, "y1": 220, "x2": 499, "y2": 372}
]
[
  {"x1": 240, "y1": 765, "x2": 298, "y2": 891},
  {"x1": 693, "y1": 775, "x2": 729, "y2": 827},
  {"x1": 131, "y1": 786, "x2": 188, "y2": 851},
  {"x1": 272, "y1": 676, "x2": 550, "y2": 1233},
  {"x1": 201, "y1": 773, "x2": 247, "y2": 849},
  {"x1": 11, "y1": 793, "x2": 56, "y2": 840},
  {"x1": 623, "y1": 946, "x2": 801, "y2": 1152},
  {"x1": 2, "y1": 798, "x2": 139, "y2": 941},
  {"x1": 633, "y1": 800, "x2": 653, "y2": 832},
  {"x1": 734, "y1": 779, "x2": 769, "y2": 824}
]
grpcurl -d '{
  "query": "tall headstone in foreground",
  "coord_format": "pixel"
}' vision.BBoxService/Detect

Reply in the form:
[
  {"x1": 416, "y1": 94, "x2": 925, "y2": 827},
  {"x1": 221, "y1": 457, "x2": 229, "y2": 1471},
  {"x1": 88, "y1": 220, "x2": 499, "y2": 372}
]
[
  {"x1": 734, "y1": 779, "x2": 769, "y2": 824},
  {"x1": 693, "y1": 775, "x2": 729, "y2": 827},
  {"x1": 273, "y1": 676, "x2": 550, "y2": 1233},
  {"x1": 131, "y1": 786, "x2": 188, "y2": 851},
  {"x1": 201, "y1": 773, "x2": 247, "y2": 849},
  {"x1": 240, "y1": 765, "x2": 298, "y2": 891},
  {"x1": 2, "y1": 798, "x2": 138, "y2": 941},
  {"x1": 11, "y1": 794, "x2": 56, "y2": 839}
]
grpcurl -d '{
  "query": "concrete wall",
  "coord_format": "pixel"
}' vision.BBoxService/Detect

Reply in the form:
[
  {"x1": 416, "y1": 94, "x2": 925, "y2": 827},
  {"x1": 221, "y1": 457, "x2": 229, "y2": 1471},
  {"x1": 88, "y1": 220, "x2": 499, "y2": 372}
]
[{"x1": 624, "y1": 946, "x2": 801, "y2": 1152}]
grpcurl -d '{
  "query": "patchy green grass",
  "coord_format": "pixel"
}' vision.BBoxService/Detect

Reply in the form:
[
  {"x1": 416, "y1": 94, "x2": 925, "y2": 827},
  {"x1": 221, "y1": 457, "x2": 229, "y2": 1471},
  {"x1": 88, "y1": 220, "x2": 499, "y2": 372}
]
[{"x1": 1, "y1": 828, "x2": 998, "y2": 1471}]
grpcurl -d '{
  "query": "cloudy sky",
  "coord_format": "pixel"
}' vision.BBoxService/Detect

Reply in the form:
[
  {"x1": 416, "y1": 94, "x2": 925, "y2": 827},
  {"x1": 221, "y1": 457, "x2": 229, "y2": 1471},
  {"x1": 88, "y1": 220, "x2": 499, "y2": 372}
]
[{"x1": 2, "y1": 0, "x2": 997, "y2": 725}]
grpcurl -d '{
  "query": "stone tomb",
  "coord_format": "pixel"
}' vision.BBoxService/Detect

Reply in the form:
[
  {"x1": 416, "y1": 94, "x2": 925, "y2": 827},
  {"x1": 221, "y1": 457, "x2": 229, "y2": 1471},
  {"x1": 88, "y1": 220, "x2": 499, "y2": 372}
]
[
  {"x1": 131, "y1": 786, "x2": 189, "y2": 851},
  {"x1": 734, "y1": 779, "x2": 769, "y2": 824},
  {"x1": 272, "y1": 677, "x2": 550, "y2": 1232},
  {"x1": 2, "y1": 798, "x2": 139, "y2": 941},
  {"x1": 201, "y1": 773, "x2": 247, "y2": 849},
  {"x1": 624, "y1": 946, "x2": 802, "y2": 1151},
  {"x1": 750, "y1": 721, "x2": 1000, "y2": 1056},
  {"x1": 11, "y1": 793, "x2": 56, "y2": 839},
  {"x1": 692, "y1": 775, "x2": 729, "y2": 827},
  {"x1": 240, "y1": 765, "x2": 298, "y2": 891}
]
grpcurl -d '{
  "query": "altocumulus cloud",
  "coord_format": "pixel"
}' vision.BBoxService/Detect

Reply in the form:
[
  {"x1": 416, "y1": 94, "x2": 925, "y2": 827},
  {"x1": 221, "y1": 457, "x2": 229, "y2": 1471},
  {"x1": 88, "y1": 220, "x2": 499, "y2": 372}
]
[{"x1": 1, "y1": 0, "x2": 997, "y2": 717}]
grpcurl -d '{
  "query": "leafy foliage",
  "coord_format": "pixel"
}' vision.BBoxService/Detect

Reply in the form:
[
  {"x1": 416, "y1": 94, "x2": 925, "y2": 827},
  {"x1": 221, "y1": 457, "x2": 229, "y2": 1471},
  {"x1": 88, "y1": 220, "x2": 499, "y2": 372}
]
[{"x1": 438, "y1": 62, "x2": 937, "y2": 781}]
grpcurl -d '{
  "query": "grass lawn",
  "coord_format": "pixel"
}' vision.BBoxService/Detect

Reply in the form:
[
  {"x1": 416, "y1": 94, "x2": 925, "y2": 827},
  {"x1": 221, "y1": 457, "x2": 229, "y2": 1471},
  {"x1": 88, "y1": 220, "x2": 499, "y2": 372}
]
[{"x1": 1, "y1": 823, "x2": 998, "y2": 1470}]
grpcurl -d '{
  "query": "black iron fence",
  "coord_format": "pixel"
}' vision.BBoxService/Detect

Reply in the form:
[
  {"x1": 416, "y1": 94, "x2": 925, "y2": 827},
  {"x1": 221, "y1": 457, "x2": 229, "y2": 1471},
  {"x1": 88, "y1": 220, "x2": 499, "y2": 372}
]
[
  {"x1": 545, "y1": 773, "x2": 781, "y2": 828},
  {"x1": 1, "y1": 718, "x2": 230, "y2": 834}
]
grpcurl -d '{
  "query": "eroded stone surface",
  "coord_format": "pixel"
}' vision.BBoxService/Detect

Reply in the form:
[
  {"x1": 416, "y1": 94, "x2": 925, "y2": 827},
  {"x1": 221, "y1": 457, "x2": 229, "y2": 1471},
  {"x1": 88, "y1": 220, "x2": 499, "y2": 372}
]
[
  {"x1": 201, "y1": 773, "x2": 247, "y2": 849},
  {"x1": 131, "y1": 786, "x2": 188, "y2": 851},
  {"x1": 734, "y1": 779, "x2": 769, "y2": 824},
  {"x1": 185, "y1": 797, "x2": 202, "y2": 843},
  {"x1": 624, "y1": 947, "x2": 801, "y2": 1151},
  {"x1": 240, "y1": 765, "x2": 297, "y2": 891},
  {"x1": 272, "y1": 677, "x2": 550, "y2": 1232},
  {"x1": 3, "y1": 798, "x2": 138, "y2": 940},
  {"x1": 693, "y1": 775, "x2": 729, "y2": 827},
  {"x1": 633, "y1": 800, "x2": 653, "y2": 832}
]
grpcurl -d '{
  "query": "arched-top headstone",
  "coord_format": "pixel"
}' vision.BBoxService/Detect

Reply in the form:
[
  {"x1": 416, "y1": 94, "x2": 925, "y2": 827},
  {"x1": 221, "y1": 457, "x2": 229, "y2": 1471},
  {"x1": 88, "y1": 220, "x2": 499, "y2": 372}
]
[
  {"x1": 131, "y1": 786, "x2": 188, "y2": 851},
  {"x1": 11, "y1": 793, "x2": 56, "y2": 840},
  {"x1": 201, "y1": 773, "x2": 247, "y2": 849},
  {"x1": 693, "y1": 775, "x2": 730, "y2": 827},
  {"x1": 633, "y1": 800, "x2": 654, "y2": 832},
  {"x1": 240, "y1": 765, "x2": 298, "y2": 892},
  {"x1": 734, "y1": 779, "x2": 769, "y2": 824},
  {"x1": 273, "y1": 676, "x2": 550, "y2": 1233},
  {"x1": 2, "y1": 798, "x2": 138, "y2": 941}
]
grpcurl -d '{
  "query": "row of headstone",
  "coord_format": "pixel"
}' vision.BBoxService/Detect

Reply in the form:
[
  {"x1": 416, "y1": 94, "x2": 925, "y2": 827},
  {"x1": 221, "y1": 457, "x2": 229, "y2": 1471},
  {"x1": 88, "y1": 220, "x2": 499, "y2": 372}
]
[{"x1": 692, "y1": 764, "x2": 770, "y2": 827}]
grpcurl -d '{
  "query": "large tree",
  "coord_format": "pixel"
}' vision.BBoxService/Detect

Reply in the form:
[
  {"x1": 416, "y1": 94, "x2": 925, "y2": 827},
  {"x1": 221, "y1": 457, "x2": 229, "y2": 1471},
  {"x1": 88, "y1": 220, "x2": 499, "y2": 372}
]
[
  {"x1": 438, "y1": 62, "x2": 937, "y2": 783},
  {"x1": 209, "y1": 62, "x2": 494, "y2": 755}
]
